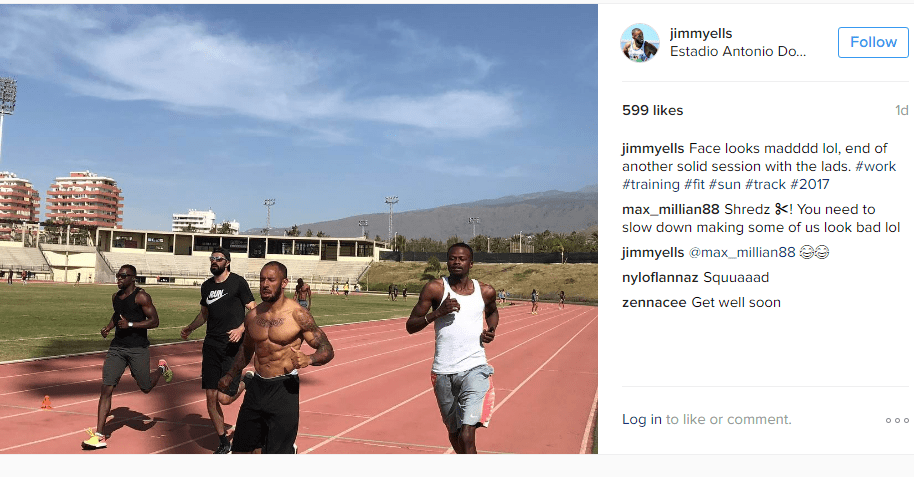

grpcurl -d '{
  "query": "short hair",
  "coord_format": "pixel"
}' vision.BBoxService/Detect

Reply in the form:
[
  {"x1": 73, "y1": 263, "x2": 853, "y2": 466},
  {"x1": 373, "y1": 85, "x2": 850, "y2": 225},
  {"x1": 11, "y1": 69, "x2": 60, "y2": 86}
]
[
  {"x1": 632, "y1": 28, "x2": 642, "y2": 35},
  {"x1": 120, "y1": 264, "x2": 137, "y2": 275},
  {"x1": 448, "y1": 242, "x2": 474, "y2": 260},
  {"x1": 297, "y1": 278, "x2": 304, "y2": 286},
  {"x1": 263, "y1": 261, "x2": 288, "y2": 280}
]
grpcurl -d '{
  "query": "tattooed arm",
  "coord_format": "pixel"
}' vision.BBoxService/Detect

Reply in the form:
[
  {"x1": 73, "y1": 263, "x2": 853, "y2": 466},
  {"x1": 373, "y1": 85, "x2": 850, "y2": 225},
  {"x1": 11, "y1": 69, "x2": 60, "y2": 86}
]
[{"x1": 289, "y1": 307, "x2": 334, "y2": 368}]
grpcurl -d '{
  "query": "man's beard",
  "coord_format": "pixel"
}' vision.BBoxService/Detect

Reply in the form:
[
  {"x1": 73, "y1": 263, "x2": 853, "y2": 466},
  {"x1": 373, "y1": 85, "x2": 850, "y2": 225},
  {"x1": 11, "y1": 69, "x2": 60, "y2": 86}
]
[
  {"x1": 211, "y1": 264, "x2": 226, "y2": 276},
  {"x1": 261, "y1": 290, "x2": 281, "y2": 303}
]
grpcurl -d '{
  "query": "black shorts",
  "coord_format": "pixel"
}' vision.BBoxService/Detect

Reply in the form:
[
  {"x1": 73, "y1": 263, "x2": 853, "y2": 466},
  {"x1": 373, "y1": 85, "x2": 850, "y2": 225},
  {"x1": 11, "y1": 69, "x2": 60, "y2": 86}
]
[
  {"x1": 102, "y1": 346, "x2": 152, "y2": 391},
  {"x1": 202, "y1": 340, "x2": 242, "y2": 395},
  {"x1": 232, "y1": 373, "x2": 300, "y2": 453}
]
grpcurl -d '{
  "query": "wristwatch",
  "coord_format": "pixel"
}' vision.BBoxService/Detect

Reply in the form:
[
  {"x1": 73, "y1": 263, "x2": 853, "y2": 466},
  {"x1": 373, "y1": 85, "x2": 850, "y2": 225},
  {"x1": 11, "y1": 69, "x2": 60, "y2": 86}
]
[{"x1": 128, "y1": 322, "x2": 133, "y2": 328}]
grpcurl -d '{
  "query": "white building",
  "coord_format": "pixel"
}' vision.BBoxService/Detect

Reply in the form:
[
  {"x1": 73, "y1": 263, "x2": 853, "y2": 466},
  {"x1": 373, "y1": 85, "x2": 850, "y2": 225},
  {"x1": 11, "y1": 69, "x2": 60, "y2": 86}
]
[
  {"x1": 172, "y1": 209, "x2": 239, "y2": 234},
  {"x1": 216, "y1": 219, "x2": 241, "y2": 235}
]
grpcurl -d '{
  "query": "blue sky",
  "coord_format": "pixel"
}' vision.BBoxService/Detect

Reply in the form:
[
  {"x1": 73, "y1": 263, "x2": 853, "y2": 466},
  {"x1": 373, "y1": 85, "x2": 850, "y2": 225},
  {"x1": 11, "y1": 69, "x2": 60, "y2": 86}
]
[
  {"x1": 0, "y1": 5, "x2": 596, "y2": 232},
  {"x1": 620, "y1": 23, "x2": 660, "y2": 46}
]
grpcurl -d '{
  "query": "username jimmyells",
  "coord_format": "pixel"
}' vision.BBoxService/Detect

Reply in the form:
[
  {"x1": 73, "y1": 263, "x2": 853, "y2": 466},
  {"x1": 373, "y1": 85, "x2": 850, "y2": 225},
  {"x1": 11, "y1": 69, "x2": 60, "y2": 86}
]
[{"x1": 670, "y1": 27, "x2": 732, "y2": 41}]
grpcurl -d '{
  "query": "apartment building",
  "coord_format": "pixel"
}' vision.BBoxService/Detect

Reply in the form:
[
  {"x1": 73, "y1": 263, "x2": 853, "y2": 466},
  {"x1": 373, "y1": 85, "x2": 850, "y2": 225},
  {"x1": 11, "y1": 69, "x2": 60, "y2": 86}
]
[{"x1": 46, "y1": 171, "x2": 123, "y2": 228}]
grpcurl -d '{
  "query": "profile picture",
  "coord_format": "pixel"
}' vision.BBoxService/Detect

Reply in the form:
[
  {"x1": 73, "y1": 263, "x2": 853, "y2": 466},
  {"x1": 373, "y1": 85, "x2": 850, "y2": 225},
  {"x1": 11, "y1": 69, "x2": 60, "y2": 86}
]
[{"x1": 621, "y1": 23, "x2": 659, "y2": 63}]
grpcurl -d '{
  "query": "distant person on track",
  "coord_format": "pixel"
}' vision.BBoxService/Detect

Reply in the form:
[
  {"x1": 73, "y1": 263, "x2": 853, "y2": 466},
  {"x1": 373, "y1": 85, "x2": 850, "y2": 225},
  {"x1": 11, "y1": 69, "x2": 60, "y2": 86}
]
[
  {"x1": 180, "y1": 248, "x2": 256, "y2": 454},
  {"x1": 559, "y1": 290, "x2": 565, "y2": 309},
  {"x1": 219, "y1": 261, "x2": 334, "y2": 454},
  {"x1": 406, "y1": 243, "x2": 499, "y2": 454},
  {"x1": 402, "y1": 286, "x2": 407, "y2": 300},
  {"x1": 82, "y1": 264, "x2": 173, "y2": 450},
  {"x1": 344, "y1": 281, "x2": 350, "y2": 298},
  {"x1": 393, "y1": 284, "x2": 398, "y2": 301},
  {"x1": 531, "y1": 289, "x2": 538, "y2": 315},
  {"x1": 22, "y1": 269, "x2": 27, "y2": 285},
  {"x1": 294, "y1": 278, "x2": 311, "y2": 310},
  {"x1": 389, "y1": 284, "x2": 394, "y2": 301},
  {"x1": 75, "y1": 272, "x2": 81, "y2": 286},
  {"x1": 7, "y1": 268, "x2": 12, "y2": 284}
]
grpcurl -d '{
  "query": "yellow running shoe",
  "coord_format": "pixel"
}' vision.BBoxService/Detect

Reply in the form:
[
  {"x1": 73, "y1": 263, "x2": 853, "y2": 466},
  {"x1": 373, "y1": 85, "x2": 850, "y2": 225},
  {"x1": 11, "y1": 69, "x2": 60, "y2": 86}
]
[
  {"x1": 159, "y1": 359, "x2": 173, "y2": 383},
  {"x1": 81, "y1": 429, "x2": 107, "y2": 450}
]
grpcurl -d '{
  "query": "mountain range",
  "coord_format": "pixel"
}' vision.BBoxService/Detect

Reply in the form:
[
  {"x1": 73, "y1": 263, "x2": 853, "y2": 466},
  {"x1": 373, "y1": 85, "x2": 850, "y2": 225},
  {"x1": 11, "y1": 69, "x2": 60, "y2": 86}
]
[{"x1": 243, "y1": 185, "x2": 598, "y2": 241}]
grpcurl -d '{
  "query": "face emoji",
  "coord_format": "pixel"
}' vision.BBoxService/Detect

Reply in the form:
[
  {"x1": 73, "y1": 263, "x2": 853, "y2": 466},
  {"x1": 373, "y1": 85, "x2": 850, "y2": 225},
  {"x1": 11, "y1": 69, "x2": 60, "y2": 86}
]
[
  {"x1": 799, "y1": 245, "x2": 814, "y2": 259},
  {"x1": 814, "y1": 245, "x2": 829, "y2": 259}
]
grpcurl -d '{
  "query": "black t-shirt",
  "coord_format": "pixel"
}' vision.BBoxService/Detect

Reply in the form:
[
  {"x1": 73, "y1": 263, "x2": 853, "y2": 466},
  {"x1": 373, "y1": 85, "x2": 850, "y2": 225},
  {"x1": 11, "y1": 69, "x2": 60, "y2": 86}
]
[
  {"x1": 111, "y1": 287, "x2": 150, "y2": 348},
  {"x1": 200, "y1": 273, "x2": 255, "y2": 345}
]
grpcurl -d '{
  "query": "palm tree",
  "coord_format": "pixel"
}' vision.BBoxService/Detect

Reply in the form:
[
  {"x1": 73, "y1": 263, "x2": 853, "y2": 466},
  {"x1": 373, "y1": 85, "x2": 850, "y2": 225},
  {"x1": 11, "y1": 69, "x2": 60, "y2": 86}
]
[
  {"x1": 421, "y1": 256, "x2": 442, "y2": 280},
  {"x1": 218, "y1": 222, "x2": 235, "y2": 234}
]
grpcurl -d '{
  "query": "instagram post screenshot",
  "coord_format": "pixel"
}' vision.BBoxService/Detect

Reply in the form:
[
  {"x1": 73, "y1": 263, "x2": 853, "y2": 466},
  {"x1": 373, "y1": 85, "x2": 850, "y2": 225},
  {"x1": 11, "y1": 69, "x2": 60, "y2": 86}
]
[{"x1": 602, "y1": 1, "x2": 912, "y2": 463}]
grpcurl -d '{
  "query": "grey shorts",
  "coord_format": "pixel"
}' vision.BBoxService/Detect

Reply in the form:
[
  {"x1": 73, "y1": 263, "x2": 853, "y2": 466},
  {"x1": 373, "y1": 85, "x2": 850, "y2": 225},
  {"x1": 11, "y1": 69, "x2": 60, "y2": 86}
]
[
  {"x1": 431, "y1": 364, "x2": 495, "y2": 434},
  {"x1": 298, "y1": 300, "x2": 308, "y2": 309},
  {"x1": 102, "y1": 346, "x2": 152, "y2": 390}
]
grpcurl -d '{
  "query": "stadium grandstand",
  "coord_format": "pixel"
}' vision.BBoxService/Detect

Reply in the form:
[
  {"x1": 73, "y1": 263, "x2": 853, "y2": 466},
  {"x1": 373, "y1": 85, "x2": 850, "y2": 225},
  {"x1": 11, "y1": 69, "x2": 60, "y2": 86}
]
[
  {"x1": 0, "y1": 242, "x2": 51, "y2": 280},
  {"x1": 0, "y1": 227, "x2": 381, "y2": 290},
  {"x1": 96, "y1": 227, "x2": 377, "y2": 290}
]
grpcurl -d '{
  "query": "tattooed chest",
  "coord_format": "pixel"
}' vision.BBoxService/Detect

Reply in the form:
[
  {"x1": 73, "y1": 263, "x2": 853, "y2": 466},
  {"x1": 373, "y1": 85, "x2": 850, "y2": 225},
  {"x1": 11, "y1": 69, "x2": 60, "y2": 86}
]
[{"x1": 255, "y1": 316, "x2": 286, "y2": 328}]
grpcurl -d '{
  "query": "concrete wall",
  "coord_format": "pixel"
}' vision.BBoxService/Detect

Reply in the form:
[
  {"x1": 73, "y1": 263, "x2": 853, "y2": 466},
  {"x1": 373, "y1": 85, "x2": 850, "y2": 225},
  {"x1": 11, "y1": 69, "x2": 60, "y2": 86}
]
[{"x1": 41, "y1": 246, "x2": 98, "y2": 283}]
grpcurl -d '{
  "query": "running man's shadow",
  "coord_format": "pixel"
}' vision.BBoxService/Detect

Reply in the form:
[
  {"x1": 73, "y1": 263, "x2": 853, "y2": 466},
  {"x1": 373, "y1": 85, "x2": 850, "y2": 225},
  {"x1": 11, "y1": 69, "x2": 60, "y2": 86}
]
[
  {"x1": 180, "y1": 413, "x2": 224, "y2": 452},
  {"x1": 106, "y1": 407, "x2": 160, "y2": 435}
]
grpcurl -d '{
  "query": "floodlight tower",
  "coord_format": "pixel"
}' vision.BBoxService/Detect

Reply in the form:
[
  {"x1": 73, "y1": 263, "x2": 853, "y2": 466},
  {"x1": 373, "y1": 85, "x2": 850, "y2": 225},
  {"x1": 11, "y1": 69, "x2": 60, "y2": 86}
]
[
  {"x1": 358, "y1": 220, "x2": 368, "y2": 238},
  {"x1": 385, "y1": 196, "x2": 398, "y2": 246},
  {"x1": 263, "y1": 198, "x2": 275, "y2": 235},
  {"x1": 468, "y1": 217, "x2": 480, "y2": 237},
  {"x1": 0, "y1": 77, "x2": 17, "y2": 164}
]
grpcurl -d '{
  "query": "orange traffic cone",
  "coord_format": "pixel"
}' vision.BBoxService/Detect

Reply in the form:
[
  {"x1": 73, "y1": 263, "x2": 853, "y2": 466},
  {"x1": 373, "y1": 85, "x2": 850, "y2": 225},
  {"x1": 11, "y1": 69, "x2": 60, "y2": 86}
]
[{"x1": 40, "y1": 395, "x2": 52, "y2": 409}]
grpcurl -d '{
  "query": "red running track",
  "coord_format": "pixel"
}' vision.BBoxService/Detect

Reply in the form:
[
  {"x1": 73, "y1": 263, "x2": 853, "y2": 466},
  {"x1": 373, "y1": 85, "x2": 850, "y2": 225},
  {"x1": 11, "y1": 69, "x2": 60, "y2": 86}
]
[{"x1": 0, "y1": 303, "x2": 597, "y2": 454}]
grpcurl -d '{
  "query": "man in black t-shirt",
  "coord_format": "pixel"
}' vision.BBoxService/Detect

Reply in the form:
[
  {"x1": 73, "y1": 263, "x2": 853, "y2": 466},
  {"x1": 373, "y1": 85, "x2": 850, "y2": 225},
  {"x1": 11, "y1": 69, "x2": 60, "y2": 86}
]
[
  {"x1": 82, "y1": 264, "x2": 173, "y2": 450},
  {"x1": 181, "y1": 248, "x2": 256, "y2": 454}
]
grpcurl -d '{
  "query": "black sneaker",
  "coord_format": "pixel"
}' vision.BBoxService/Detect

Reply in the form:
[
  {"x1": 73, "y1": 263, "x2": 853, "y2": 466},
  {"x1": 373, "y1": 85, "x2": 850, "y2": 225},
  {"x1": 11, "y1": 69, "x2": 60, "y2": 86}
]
[{"x1": 214, "y1": 442, "x2": 231, "y2": 454}]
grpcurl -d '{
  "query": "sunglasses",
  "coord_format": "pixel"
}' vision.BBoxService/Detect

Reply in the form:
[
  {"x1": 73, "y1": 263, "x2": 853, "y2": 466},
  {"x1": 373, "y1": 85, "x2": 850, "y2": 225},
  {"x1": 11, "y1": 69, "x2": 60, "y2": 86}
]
[
  {"x1": 209, "y1": 257, "x2": 227, "y2": 262},
  {"x1": 116, "y1": 273, "x2": 134, "y2": 278}
]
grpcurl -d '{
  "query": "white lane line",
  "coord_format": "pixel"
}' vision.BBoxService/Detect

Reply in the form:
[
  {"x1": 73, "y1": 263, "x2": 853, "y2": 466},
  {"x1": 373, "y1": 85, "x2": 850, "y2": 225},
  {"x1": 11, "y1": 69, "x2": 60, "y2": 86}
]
[
  {"x1": 491, "y1": 315, "x2": 597, "y2": 413},
  {"x1": 302, "y1": 389, "x2": 431, "y2": 453},
  {"x1": 445, "y1": 312, "x2": 597, "y2": 454},
  {"x1": 580, "y1": 389, "x2": 598, "y2": 454},
  {"x1": 305, "y1": 310, "x2": 592, "y2": 454},
  {"x1": 0, "y1": 307, "x2": 589, "y2": 453}
]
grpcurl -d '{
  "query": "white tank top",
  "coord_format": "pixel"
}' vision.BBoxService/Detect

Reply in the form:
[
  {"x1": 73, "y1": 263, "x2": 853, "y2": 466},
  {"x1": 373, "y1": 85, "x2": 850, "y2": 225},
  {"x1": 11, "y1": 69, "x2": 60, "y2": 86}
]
[
  {"x1": 629, "y1": 42, "x2": 647, "y2": 61},
  {"x1": 432, "y1": 278, "x2": 488, "y2": 374}
]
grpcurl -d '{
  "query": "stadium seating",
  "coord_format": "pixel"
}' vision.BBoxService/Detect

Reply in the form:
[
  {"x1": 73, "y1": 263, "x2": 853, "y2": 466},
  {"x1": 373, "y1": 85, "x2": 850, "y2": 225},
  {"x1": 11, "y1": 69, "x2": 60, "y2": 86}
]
[
  {"x1": 0, "y1": 246, "x2": 51, "y2": 271},
  {"x1": 100, "y1": 250, "x2": 368, "y2": 291}
]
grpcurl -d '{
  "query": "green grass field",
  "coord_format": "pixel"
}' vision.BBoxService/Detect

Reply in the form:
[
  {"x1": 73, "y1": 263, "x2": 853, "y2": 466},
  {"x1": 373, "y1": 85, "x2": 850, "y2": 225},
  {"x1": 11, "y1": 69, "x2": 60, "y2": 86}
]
[
  {"x1": 362, "y1": 262, "x2": 598, "y2": 303},
  {"x1": 0, "y1": 283, "x2": 417, "y2": 363}
]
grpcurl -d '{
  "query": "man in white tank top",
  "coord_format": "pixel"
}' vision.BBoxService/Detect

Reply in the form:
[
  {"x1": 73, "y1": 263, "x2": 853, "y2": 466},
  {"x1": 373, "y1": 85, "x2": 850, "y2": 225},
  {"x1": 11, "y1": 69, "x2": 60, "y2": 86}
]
[{"x1": 406, "y1": 243, "x2": 499, "y2": 453}]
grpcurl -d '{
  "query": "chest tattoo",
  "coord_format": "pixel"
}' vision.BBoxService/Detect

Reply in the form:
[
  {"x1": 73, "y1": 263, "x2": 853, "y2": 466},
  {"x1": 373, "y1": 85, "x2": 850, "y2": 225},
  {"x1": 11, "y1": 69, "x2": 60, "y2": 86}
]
[{"x1": 255, "y1": 316, "x2": 285, "y2": 328}]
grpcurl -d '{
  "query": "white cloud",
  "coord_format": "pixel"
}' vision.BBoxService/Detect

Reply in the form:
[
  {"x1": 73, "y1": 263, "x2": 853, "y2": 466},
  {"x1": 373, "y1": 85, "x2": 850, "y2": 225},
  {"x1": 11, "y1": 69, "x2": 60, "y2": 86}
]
[
  {"x1": 377, "y1": 20, "x2": 497, "y2": 84},
  {"x1": 351, "y1": 90, "x2": 519, "y2": 137},
  {"x1": 0, "y1": 6, "x2": 518, "y2": 138}
]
